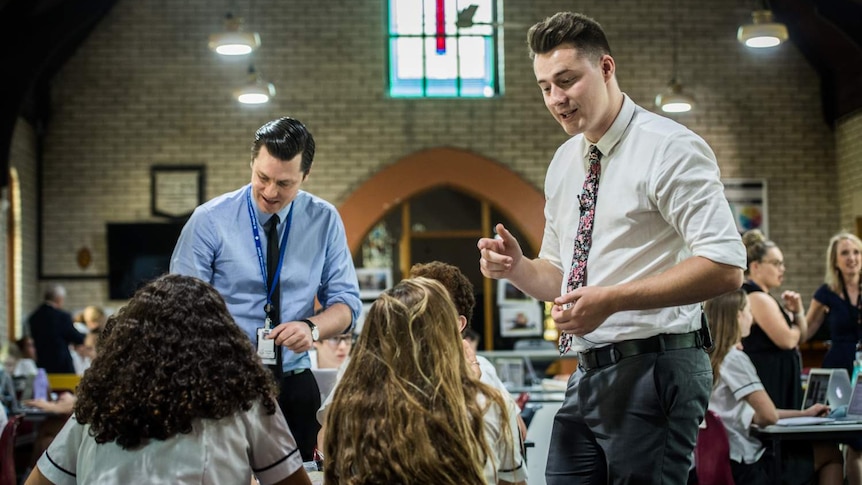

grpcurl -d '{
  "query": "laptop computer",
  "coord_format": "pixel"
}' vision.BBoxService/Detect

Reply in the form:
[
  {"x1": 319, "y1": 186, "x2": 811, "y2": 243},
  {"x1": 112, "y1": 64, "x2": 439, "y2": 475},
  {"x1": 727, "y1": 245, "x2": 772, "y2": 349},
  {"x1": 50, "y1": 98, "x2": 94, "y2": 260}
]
[
  {"x1": 824, "y1": 377, "x2": 862, "y2": 424},
  {"x1": 0, "y1": 370, "x2": 52, "y2": 416},
  {"x1": 802, "y1": 368, "x2": 852, "y2": 410}
]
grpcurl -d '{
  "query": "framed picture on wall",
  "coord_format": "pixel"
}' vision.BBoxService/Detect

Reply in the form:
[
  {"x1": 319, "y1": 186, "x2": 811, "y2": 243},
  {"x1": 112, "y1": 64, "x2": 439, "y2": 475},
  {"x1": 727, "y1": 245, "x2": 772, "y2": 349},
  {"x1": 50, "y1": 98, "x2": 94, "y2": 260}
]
[
  {"x1": 499, "y1": 302, "x2": 543, "y2": 338},
  {"x1": 151, "y1": 165, "x2": 205, "y2": 219},
  {"x1": 723, "y1": 179, "x2": 768, "y2": 236},
  {"x1": 356, "y1": 267, "x2": 393, "y2": 300},
  {"x1": 497, "y1": 279, "x2": 535, "y2": 305}
]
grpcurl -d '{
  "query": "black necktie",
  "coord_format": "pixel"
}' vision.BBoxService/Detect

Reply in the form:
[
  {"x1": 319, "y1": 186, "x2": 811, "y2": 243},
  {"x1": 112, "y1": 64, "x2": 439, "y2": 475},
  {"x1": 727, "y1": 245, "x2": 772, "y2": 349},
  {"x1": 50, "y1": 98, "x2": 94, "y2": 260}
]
[{"x1": 266, "y1": 215, "x2": 282, "y2": 374}]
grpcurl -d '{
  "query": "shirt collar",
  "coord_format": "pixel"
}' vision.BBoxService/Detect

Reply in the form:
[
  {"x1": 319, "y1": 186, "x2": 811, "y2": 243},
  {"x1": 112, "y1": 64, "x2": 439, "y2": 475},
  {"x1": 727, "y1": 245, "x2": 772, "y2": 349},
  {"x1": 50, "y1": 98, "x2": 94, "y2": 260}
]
[
  {"x1": 581, "y1": 93, "x2": 636, "y2": 160},
  {"x1": 250, "y1": 184, "x2": 295, "y2": 227}
]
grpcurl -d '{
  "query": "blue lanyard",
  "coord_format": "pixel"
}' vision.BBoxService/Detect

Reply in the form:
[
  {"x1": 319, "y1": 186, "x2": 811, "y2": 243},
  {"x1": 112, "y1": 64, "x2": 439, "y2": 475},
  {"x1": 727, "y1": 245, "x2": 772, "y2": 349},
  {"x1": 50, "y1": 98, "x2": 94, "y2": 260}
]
[{"x1": 246, "y1": 187, "x2": 293, "y2": 312}]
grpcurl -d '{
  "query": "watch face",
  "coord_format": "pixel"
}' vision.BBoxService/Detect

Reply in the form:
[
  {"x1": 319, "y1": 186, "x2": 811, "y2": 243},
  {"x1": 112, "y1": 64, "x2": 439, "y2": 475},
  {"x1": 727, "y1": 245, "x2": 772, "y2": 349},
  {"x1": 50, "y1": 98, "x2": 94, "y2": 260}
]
[{"x1": 312, "y1": 327, "x2": 320, "y2": 341}]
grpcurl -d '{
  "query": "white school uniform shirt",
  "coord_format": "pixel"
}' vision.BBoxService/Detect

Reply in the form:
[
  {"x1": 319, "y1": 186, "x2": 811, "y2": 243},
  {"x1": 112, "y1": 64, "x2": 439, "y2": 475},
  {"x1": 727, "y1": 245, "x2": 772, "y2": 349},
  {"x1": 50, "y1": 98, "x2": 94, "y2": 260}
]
[
  {"x1": 539, "y1": 94, "x2": 746, "y2": 352},
  {"x1": 37, "y1": 401, "x2": 303, "y2": 485},
  {"x1": 709, "y1": 347, "x2": 767, "y2": 464}
]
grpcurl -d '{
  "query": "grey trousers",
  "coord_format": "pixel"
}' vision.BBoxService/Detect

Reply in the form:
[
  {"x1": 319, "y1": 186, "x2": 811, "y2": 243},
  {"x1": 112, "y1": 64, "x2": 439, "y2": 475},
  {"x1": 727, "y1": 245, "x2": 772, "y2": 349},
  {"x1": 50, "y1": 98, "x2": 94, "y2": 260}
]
[{"x1": 545, "y1": 346, "x2": 711, "y2": 485}]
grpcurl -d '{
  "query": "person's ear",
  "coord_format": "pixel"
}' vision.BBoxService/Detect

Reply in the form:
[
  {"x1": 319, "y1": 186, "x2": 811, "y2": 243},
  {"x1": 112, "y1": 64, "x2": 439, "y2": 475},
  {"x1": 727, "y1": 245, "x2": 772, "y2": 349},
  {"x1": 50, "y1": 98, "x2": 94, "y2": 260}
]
[{"x1": 458, "y1": 315, "x2": 468, "y2": 333}]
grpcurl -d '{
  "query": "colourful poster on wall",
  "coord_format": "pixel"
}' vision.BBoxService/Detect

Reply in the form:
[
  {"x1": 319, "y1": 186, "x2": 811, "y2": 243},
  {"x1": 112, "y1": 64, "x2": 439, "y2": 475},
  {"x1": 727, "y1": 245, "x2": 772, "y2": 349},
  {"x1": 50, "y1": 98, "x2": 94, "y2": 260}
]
[{"x1": 723, "y1": 179, "x2": 768, "y2": 236}]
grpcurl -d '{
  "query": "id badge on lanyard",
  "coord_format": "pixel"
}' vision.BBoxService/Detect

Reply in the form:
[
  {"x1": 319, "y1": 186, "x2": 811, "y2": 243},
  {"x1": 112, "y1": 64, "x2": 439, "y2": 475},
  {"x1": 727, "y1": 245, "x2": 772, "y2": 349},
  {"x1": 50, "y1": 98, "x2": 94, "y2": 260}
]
[{"x1": 257, "y1": 327, "x2": 277, "y2": 365}]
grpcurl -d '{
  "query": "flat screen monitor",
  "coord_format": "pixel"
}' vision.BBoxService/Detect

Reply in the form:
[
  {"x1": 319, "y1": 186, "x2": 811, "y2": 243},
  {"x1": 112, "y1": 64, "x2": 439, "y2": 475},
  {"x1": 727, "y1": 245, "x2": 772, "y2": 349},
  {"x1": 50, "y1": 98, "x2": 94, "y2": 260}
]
[{"x1": 107, "y1": 222, "x2": 185, "y2": 300}]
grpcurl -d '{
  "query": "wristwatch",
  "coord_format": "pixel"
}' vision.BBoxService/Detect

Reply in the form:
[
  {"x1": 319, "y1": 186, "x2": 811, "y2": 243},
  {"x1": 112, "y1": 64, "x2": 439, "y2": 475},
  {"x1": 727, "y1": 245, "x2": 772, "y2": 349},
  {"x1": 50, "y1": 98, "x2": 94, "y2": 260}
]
[{"x1": 301, "y1": 319, "x2": 319, "y2": 342}]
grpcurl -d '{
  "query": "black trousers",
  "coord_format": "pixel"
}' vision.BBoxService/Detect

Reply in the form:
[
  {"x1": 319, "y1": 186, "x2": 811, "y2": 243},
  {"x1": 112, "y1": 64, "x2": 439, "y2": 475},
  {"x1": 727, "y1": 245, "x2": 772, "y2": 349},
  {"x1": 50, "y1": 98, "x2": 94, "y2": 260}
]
[{"x1": 276, "y1": 369, "x2": 321, "y2": 462}]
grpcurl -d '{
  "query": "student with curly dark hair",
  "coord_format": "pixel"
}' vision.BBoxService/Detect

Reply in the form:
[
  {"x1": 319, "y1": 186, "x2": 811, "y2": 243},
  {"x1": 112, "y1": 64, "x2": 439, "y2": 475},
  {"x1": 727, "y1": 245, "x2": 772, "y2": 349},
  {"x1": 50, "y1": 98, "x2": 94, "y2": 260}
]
[{"x1": 25, "y1": 274, "x2": 311, "y2": 485}]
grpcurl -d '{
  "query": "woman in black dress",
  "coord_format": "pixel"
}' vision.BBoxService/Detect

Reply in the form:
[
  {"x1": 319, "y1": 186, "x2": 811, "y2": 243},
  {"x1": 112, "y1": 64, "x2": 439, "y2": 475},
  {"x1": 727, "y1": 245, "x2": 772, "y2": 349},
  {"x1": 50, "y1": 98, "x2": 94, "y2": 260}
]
[{"x1": 740, "y1": 229, "x2": 808, "y2": 410}]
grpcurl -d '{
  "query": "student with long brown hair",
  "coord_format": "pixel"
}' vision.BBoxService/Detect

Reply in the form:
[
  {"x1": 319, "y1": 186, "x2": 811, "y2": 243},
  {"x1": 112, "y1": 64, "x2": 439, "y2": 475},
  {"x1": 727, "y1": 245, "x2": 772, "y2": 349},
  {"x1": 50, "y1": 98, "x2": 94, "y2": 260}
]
[
  {"x1": 324, "y1": 277, "x2": 524, "y2": 485},
  {"x1": 703, "y1": 289, "x2": 842, "y2": 485}
]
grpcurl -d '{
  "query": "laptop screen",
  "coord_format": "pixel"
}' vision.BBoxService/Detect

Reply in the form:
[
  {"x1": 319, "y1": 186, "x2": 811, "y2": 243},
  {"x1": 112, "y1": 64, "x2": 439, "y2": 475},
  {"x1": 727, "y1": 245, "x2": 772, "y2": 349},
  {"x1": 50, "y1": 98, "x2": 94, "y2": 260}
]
[
  {"x1": 803, "y1": 371, "x2": 831, "y2": 409},
  {"x1": 848, "y1": 380, "x2": 862, "y2": 417}
]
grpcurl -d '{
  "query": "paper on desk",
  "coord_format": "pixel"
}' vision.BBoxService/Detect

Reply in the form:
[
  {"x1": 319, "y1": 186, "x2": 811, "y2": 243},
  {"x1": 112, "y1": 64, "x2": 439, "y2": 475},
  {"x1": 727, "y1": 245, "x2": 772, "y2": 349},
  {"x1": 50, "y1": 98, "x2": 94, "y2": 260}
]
[
  {"x1": 541, "y1": 378, "x2": 568, "y2": 391},
  {"x1": 775, "y1": 416, "x2": 836, "y2": 426}
]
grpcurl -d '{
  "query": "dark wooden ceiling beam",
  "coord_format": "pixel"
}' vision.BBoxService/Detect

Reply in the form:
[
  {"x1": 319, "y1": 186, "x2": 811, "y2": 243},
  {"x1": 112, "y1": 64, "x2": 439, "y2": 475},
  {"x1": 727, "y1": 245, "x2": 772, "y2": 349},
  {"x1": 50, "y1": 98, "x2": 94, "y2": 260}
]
[{"x1": 772, "y1": 0, "x2": 862, "y2": 125}]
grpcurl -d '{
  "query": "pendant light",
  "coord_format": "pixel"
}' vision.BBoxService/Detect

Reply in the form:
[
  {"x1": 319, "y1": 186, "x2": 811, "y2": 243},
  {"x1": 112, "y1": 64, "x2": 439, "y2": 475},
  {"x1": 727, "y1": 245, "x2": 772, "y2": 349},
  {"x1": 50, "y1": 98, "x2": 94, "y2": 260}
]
[
  {"x1": 208, "y1": 12, "x2": 261, "y2": 56},
  {"x1": 656, "y1": 81, "x2": 695, "y2": 113},
  {"x1": 737, "y1": 9, "x2": 788, "y2": 48},
  {"x1": 234, "y1": 65, "x2": 275, "y2": 104},
  {"x1": 655, "y1": 0, "x2": 695, "y2": 113}
]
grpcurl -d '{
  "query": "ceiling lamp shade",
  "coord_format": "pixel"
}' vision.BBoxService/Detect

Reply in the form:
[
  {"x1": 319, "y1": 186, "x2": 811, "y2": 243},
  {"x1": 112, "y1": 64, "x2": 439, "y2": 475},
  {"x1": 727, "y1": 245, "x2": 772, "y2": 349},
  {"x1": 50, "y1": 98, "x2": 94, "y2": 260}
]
[
  {"x1": 655, "y1": 81, "x2": 695, "y2": 113},
  {"x1": 737, "y1": 10, "x2": 788, "y2": 48},
  {"x1": 209, "y1": 13, "x2": 261, "y2": 56},
  {"x1": 234, "y1": 66, "x2": 275, "y2": 104}
]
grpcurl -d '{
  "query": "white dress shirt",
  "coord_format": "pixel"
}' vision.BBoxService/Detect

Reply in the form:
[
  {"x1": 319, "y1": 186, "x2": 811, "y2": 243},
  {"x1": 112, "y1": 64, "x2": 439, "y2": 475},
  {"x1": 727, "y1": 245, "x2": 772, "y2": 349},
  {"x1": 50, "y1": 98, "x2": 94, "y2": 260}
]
[{"x1": 540, "y1": 94, "x2": 746, "y2": 351}]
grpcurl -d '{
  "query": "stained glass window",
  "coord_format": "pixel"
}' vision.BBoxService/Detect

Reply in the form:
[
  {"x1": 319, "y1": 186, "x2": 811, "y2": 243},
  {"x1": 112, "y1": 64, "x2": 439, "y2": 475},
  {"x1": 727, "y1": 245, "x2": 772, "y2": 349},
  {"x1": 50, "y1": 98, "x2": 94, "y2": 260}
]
[{"x1": 388, "y1": 0, "x2": 501, "y2": 98}]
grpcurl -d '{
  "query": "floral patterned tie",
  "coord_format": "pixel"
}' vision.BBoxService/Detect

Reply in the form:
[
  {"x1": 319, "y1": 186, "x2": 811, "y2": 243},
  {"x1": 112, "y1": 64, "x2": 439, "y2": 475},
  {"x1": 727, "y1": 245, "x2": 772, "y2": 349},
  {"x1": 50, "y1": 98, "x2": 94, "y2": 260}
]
[{"x1": 559, "y1": 145, "x2": 603, "y2": 355}]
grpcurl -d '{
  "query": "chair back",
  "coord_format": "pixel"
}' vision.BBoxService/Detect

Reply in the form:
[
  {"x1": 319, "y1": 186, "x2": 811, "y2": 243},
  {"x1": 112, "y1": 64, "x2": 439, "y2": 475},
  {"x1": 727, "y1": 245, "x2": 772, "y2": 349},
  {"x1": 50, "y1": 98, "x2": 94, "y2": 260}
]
[
  {"x1": 0, "y1": 415, "x2": 22, "y2": 485},
  {"x1": 46, "y1": 373, "x2": 81, "y2": 393},
  {"x1": 695, "y1": 410, "x2": 735, "y2": 485}
]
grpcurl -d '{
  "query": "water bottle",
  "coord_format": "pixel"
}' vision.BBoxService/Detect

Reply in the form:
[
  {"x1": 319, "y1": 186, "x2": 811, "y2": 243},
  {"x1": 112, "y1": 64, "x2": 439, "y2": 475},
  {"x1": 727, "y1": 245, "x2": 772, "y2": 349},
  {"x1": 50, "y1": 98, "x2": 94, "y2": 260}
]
[
  {"x1": 33, "y1": 368, "x2": 49, "y2": 401},
  {"x1": 852, "y1": 351, "x2": 862, "y2": 387}
]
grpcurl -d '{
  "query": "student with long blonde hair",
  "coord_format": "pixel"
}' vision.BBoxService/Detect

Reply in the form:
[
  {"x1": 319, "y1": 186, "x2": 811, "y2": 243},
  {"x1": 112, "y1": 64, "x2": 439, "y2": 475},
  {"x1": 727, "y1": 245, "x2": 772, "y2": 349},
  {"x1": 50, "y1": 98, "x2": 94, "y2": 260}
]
[
  {"x1": 704, "y1": 289, "x2": 843, "y2": 485},
  {"x1": 324, "y1": 277, "x2": 524, "y2": 485}
]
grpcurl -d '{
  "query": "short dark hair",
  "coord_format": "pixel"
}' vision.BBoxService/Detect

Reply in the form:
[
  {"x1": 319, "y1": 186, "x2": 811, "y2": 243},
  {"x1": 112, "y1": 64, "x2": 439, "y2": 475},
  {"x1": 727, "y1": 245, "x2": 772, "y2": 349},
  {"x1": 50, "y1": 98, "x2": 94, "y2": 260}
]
[
  {"x1": 408, "y1": 261, "x2": 475, "y2": 324},
  {"x1": 251, "y1": 117, "x2": 316, "y2": 175},
  {"x1": 527, "y1": 12, "x2": 611, "y2": 62},
  {"x1": 74, "y1": 274, "x2": 278, "y2": 449}
]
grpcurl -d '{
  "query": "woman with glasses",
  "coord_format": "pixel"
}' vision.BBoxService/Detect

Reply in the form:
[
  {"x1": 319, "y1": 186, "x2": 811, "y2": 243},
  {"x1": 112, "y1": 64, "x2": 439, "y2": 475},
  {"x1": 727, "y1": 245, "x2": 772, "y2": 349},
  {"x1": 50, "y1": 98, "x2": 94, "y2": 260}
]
[
  {"x1": 740, "y1": 229, "x2": 808, "y2": 410},
  {"x1": 741, "y1": 229, "x2": 824, "y2": 485},
  {"x1": 312, "y1": 334, "x2": 352, "y2": 369}
]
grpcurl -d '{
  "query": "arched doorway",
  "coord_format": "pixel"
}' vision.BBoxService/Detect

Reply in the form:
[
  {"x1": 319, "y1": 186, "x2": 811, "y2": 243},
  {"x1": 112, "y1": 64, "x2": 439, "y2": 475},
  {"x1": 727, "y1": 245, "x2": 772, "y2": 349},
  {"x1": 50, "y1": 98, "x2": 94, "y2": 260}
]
[
  {"x1": 339, "y1": 147, "x2": 544, "y2": 253},
  {"x1": 338, "y1": 147, "x2": 545, "y2": 349}
]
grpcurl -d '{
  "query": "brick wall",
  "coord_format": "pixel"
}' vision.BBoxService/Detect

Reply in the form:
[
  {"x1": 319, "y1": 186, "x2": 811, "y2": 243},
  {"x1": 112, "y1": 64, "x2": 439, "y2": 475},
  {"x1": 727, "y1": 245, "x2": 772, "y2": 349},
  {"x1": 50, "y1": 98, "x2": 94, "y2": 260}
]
[
  {"x1": 16, "y1": 0, "x2": 850, "y2": 311},
  {"x1": 836, "y1": 111, "x2": 862, "y2": 233}
]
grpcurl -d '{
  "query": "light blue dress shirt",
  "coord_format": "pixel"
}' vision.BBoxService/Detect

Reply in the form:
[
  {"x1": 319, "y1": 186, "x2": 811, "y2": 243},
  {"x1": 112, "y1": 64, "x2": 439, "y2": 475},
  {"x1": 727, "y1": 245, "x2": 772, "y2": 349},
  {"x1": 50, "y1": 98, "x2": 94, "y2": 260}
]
[{"x1": 170, "y1": 184, "x2": 361, "y2": 371}]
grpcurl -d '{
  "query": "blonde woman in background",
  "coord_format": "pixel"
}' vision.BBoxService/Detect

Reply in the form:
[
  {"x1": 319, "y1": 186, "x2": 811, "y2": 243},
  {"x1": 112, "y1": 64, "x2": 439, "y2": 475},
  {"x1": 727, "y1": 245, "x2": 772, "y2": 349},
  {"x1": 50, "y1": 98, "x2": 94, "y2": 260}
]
[
  {"x1": 71, "y1": 306, "x2": 107, "y2": 374},
  {"x1": 805, "y1": 232, "x2": 862, "y2": 484},
  {"x1": 324, "y1": 277, "x2": 525, "y2": 485}
]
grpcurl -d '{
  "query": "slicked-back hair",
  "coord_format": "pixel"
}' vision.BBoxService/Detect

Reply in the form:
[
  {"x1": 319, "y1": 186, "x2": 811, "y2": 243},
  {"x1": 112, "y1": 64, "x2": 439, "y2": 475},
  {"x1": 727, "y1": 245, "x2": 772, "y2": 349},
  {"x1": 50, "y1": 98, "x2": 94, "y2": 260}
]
[
  {"x1": 324, "y1": 277, "x2": 511, "y2": 485},
  {"x1": 251, "y1": 117, "x2": 316, "y2": 175},
  {"x1": 73, "y1": 274, "x2": 278, "y2": 449},
  {"x1": 527, "y1": 11, "x2": 611, "y2": 63}
]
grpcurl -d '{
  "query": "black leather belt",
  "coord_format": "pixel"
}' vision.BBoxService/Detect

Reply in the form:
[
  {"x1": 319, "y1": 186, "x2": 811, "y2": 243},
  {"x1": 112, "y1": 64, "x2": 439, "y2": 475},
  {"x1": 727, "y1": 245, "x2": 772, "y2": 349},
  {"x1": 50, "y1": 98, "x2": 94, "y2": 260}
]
[{"x1": 577, "y1": 331, "x2": 701, "y2": 372}]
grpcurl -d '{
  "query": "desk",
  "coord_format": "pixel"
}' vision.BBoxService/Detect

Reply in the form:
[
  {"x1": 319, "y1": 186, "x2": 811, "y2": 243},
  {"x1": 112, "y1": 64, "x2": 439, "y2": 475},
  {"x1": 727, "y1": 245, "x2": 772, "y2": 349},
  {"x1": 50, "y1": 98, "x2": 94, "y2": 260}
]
[{"x1": 752, "y1": 423, "x2": 862, "y2": 484}]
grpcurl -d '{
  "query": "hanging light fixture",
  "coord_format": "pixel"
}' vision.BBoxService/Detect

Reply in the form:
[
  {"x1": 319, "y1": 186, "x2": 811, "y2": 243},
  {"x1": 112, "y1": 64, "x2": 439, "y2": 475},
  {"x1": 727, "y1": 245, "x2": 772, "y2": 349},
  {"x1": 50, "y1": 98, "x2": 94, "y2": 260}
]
[
  {"x1": 656, "y1": 0, "x2": 694, "y2": 113},
  {"x1": 209, "y1": 13, "x2": 261, "y2": 56},
  {"x1": 737, "y1": 9, "x2": 788, "y2": 48},
  {"x1": 234, "y1": 65, "x2": 275, "y2": 104},
  {"x1": 656, "y1": 81, "x2": 695, "y2": 113}
]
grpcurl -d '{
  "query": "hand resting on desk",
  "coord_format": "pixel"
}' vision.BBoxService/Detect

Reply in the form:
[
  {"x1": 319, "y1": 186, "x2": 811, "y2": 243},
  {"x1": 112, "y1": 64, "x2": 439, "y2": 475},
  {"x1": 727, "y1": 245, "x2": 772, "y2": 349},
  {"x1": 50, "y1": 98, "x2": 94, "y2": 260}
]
[{"x1": 24, "y1": 391, "x2": 76, "y2": 415}]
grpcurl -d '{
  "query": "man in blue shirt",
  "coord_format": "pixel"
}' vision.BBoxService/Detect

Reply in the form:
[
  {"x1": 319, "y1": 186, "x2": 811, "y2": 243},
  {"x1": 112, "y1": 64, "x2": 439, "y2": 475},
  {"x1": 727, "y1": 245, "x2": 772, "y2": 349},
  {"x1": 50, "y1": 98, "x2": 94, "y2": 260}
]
[{"x1": 170, "y1": 117, "x2": 361, "y2": 460}]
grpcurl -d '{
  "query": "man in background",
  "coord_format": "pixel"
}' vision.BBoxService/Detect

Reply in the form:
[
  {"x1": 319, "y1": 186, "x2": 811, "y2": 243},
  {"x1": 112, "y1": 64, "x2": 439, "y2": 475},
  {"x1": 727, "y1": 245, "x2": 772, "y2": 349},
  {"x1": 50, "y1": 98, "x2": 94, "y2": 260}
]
[{"x1": 27, "y1": 285, "x2": 85, "y2": 374}]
